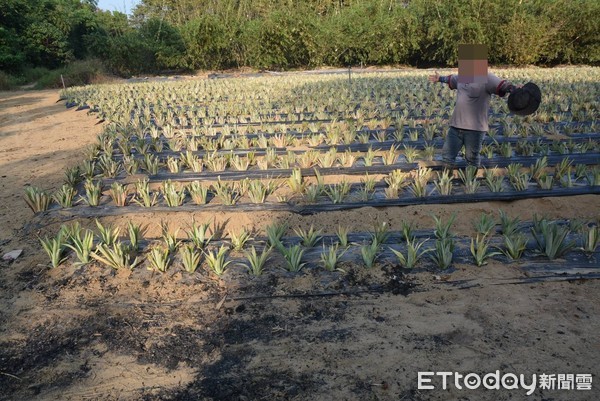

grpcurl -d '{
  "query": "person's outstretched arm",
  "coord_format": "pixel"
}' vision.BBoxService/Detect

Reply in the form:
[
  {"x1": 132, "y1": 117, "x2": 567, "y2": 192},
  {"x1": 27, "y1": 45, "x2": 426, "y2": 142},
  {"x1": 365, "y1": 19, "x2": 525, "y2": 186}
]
[
  {"x1": 428, "y1": 72, "x2": 457, "y2": 90},
  {"x1": 486, "y1": 74, "x2": 519, "y2": 97}
]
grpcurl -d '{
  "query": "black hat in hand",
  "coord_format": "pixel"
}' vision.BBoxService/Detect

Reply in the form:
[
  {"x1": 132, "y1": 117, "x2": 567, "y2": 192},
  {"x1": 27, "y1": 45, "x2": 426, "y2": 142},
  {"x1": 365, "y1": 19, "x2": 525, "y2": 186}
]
[{"x1": 508, "y1": 82, "x2": 541, "y2": 116}]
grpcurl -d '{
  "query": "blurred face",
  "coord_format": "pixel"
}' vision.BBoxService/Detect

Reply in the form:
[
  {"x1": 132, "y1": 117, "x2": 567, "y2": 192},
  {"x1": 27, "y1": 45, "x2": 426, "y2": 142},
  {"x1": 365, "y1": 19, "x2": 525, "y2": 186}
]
[
  {"x1": 458, "y1": 44, "x2": 488, "y2": 84},
  {"x1": 458, "y1": 59, "x2": 488, "y2": 84}
]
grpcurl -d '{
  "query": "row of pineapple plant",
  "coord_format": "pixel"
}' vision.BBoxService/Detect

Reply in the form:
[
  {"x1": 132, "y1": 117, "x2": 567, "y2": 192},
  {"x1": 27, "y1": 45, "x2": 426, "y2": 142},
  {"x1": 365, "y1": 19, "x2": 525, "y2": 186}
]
[
  {"x1": 92, "y1": 120, "x2": 598, "y2": 165},
  {"x1": 110, "y1": 111, "x2": 596, "y2": 140},
  {"x1": 102, "y1": 111, "x2": 595, "y2": 145},
  {"x1": 67, "y1": 134, "x2": 600, "y2": 179},
  {"x1": 102, "y1": 123, "x2": 598, "y2": 157},
  {"x1": 25, "y1": 160, "x2": 600, "y2": 213},
  {"x1": 112, "y1": 112, "x2": 593, "y2": 148},
  {"x1": 145, "y1": 115, "x2": 595, "y2": 140},
  {"x1": 40, "y1": 212, "x2": 599, "y2": 274}
]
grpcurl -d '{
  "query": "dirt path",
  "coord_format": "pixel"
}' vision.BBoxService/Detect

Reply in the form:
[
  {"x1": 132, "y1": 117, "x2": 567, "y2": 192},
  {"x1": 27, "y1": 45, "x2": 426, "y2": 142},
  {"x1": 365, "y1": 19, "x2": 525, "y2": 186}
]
[{"x1": 0, "y1": 90, "x2": 598, "y2": 400}]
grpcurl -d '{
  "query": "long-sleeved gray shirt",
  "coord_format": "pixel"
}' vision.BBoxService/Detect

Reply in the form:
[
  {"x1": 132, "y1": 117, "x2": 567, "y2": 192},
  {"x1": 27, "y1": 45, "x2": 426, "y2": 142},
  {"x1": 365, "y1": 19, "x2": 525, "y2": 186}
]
[{"x1": 441, "y1": 72, "x2": 514, "y2": 132}]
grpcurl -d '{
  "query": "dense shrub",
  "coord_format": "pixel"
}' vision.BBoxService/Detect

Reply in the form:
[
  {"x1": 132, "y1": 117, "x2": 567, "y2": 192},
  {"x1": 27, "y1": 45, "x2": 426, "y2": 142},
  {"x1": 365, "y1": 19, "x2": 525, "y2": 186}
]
[
  {"x1": 22, "y1": 67, "x2": 52, "y2": 83},
  {"x1": 138, "y1": 18, "x2": 186, "y2": 70},
  {"x1": 176, "y1": 0, "x2": 597, "y2": 70},
  {"x1": 102, "y1": 31, "x2": 155, "y2": 76},
  {"x1": 0, "y1": 71, "x2": 16, "y2": 90},
  {"x1": 34, "y1": 59, "x2": 107, "y2": 89},
  {"x1": 242, "y1": 11, "x2": 315, "y2": 70},
  {"x1": 0, "y1": 0, "x2": 598, "y2": 80},
  {"x1": 180, "y1": 15, "x2": 235, "y2": 70}
]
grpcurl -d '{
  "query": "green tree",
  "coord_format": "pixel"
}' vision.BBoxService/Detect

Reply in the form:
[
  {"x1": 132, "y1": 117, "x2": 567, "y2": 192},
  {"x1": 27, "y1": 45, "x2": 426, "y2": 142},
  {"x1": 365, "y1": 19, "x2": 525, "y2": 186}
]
[
  {"x1": 0, "y1": 0, "x2": 30, "y2": 71},
  {"x1": 1, "y1": 0, "x2": 99, "y2": 69},
  {"x1": 181, "y1": 14, "x2": 234, "y2": 70},
  {"x1": 242, "y1": 8, "x2": 316, "y2": 69},
  {"x1": 83, "y1": 10, "x2": 131, "y2": 62},
  {"x1": 25, "y1": 20, "x2": 73, "y2": 67},
  {"x1": 104, "y1": 31, "x2": 153, "y2": 75},
  {"x1": 539, "y1": 0, "x2": 600, "y2": 64},
  {"x1": 492, "y1": 0, "x2": 553, "y2": 65},
  {"x1": 318, "y1": 1, "x2": 418, "y2": 66},
  {"x1": 407, "y1": 0, "x2": 489, "y2": 66},
  {"x1": 138, "y1": 18, "x2": 186, "y2": 69}
]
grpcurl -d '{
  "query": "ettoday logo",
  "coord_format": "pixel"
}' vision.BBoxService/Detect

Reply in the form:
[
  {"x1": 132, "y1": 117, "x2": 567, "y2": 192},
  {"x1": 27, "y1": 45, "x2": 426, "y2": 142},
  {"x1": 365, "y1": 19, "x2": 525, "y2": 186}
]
[
  {"x1": 418, "y1": 371, "x2": 538, "y2": 395},
  {"x1": 418, "y1": 371, "x2": 593, "y2": 395}
]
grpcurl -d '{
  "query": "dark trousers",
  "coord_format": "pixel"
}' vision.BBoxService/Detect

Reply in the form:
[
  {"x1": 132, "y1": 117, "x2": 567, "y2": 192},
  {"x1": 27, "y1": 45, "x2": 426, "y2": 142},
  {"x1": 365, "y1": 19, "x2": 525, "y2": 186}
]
[{"x1": 442, "y1": 126, "x2": 485, "y2": 167}]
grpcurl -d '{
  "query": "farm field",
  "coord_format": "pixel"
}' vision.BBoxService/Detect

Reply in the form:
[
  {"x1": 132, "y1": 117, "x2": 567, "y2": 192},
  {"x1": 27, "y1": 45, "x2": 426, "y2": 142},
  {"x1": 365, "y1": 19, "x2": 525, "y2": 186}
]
[{"x1": 1, "y1": 67, "x2": 599, "y2": 400}]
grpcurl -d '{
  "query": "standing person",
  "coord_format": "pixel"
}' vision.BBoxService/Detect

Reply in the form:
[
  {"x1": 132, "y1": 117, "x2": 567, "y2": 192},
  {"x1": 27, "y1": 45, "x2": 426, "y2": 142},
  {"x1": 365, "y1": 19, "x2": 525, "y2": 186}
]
[{"x1": 428, "y1": 44, "x2": 519, "y2": 168}]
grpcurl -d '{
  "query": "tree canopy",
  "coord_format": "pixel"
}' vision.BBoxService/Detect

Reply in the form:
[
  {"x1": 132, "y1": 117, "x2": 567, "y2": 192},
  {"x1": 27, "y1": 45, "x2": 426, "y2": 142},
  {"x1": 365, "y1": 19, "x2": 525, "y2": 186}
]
[{"x1": 1, "y1": 0, "x2": 598, "y2": 77}]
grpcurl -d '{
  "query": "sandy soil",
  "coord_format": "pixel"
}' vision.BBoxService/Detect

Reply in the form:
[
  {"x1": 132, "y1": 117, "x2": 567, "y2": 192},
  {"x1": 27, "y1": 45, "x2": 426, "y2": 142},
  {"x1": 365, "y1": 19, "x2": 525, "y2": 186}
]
[{"x1": 0, "y1": 90, "x2": 599, "y2": 401}]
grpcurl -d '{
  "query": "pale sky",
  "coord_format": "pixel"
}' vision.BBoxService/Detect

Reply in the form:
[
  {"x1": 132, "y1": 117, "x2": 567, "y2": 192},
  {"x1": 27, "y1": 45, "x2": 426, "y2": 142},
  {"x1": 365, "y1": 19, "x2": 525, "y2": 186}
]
[{"x1": 97, "y1": 0, "x2": 141, "y2": 14}]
